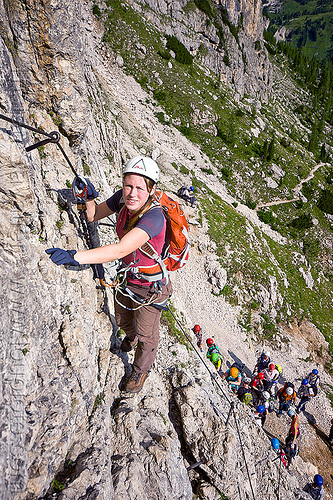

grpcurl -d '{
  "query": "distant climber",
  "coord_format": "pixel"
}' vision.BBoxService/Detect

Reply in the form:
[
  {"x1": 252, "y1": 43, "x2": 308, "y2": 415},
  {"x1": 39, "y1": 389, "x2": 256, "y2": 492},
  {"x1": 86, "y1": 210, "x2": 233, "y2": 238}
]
[
  {"x1": 271, "y1": 438, "x2": 288, "y2": 468},
  {"x1": 177, "y1": 185, "x2": 196, "y2": 207},
  {"x1": 253, "y1": 349, "x2": 271, "y2": 374},
  {"x1": 303, "y1": 474, "x2": 324, "y2": 500},
  {"x1": 221, "y1": 365, "x2": 242, "y2": 393},
  {"x1": 296, "y1": 379, "x2": 315, "y2": 414},
  {"x1": 253, "y1": 404, "x2": 267, "y2": 427},
  {"x1": 251, "y1": 372, "x2": 265, "y2": 404},
  {"x1": 276, "y1": 383, "x2": 296, "y2": 416},
  {"x1": 237, "y1": 377, "x2": 253, "y2": 405},
  {"x1": 262, "y1": 363, "x2": 280, "y2": 394},
  {"x1": 193, "y1": 324, "x2": 203, "y2": 352},
  {"x1": 285, "y1": 408, "x2": 299, "y2": 468},
  {"x1": 307, "y1": 369, "x2": 320, "y2": 395}
]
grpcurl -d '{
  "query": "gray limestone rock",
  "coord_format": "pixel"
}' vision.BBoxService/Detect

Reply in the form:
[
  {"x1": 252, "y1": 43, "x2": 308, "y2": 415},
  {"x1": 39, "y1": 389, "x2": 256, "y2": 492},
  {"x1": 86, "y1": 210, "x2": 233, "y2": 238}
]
[{"x1": 0, "y1": 1, "x2": 331, "y2": 499}]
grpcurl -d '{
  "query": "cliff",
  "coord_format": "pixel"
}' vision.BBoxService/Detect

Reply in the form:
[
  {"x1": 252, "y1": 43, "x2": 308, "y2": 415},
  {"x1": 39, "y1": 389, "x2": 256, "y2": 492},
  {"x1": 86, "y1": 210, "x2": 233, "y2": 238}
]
[
  {"x1": 0, "y1": 1, "x2": 332, "y2": 499},
  {"x1": 127, "y1": 0, "x2": 272, "y2": 101}
]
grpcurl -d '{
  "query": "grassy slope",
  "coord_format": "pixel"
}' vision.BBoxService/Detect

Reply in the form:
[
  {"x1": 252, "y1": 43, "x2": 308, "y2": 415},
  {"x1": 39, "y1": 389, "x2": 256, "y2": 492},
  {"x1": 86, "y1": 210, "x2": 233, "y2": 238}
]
[
  {"x1": 266, "y1": 0, "x2": 333, "y2": 62},
  {"x1": 97, "y1": 0, "x2": 333, "y2": 359}
]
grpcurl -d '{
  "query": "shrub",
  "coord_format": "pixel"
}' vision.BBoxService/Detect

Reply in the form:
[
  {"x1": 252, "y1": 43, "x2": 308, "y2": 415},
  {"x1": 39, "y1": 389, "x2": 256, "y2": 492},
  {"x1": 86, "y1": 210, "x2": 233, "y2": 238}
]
[
  {"x1": 223, "y1": 54, "x2": 230, "y2": 66},
  {"x1": 221, "y1": 167, "x2": 232, "y2": 181},
  {"x1": 155, "y1": 111, "x2": 169, "y2": 124},
  {"x1": 166, "y1": 35, "x2": 193, "y2": 65},
  {"x1": 289, "y1": 213, "x2": 313, "y2": 230},
  {"x1": 93, "y1": 4, "x2": 102, "y2": 17},
  {"x1": 317, "y1": 189, "x2": 333, "y2": 214},
  {"x1": 157, "y1": 48, "x2": 171, "y2": 60},
  {"x1": 326, "y1": 170, "x2": 333, "y2": 185},
  {"x1": 153, "y1": 89, "x2": 167, "y2": 103},
  {"x1": 178, "y1": 124, "x2": 193, "y2": 138},
  {"x1": 257, "y1": 209, "x2": 274, "y2": 225},
  {"x1": 245, "y1": 198, "x2": 257, "y2": 209},
  {"x1": 194, "y1": 0, "x2": 213, "y2": 18}
]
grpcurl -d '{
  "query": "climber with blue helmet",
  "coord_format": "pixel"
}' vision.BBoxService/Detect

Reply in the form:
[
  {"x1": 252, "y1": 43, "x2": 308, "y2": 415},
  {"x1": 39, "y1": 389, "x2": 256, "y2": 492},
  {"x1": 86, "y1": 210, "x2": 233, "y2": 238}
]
[
  {"x1": 306, "y1": 368, "x2": 320, "y2": 395},
  {"x1": 253, "y1": 404, "x2": 267, "y2": 427},
  {"x1": 271, "y1": 438, "x2": 288, "y2": 468},
  {"x1": 296, "y1": 378, "x2": 315, "y2": 414},
  {"x1": 177, "y1": 184, "x2": 196, "y2": 207},
  {"x1": 303, "y1": 474, "x2": 324, "y2": 500}
]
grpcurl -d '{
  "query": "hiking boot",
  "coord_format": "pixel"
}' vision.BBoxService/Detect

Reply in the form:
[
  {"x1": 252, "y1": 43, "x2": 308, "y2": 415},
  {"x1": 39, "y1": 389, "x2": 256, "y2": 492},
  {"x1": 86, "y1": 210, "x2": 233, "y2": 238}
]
[
  {"x1": 125, "y1": 371, "x2": 148, "y2": 393},
  {"x1": 120, "y1": 336, "x2": 138, "y2": 353}
]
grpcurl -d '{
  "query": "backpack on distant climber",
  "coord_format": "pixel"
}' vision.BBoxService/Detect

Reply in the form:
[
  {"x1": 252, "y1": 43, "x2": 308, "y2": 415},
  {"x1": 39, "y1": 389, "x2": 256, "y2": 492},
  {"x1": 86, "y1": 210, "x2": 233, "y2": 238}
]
[
  {"x1": 177, "y1": 186, "x2": 187, "y2": 197},
  {"x1": 240, "y1": 392, "x2": 253, "y2": 406},
  {"x1": 275, "y1": 363, "x2": 283, "y2": 376}
]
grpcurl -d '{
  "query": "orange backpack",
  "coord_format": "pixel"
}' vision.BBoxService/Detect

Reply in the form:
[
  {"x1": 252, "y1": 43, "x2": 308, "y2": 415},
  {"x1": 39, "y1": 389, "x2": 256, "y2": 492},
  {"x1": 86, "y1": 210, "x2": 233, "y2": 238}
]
[{"x1": 138, "y1": 190, "x2": 190, "y2": 281}]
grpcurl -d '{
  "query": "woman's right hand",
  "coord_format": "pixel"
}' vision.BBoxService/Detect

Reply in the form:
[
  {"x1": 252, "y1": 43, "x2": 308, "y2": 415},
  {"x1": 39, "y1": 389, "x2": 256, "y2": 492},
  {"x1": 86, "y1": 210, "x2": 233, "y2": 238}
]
[{"x1": 74, "y1": 177, "x2": 99, "y2": 200}]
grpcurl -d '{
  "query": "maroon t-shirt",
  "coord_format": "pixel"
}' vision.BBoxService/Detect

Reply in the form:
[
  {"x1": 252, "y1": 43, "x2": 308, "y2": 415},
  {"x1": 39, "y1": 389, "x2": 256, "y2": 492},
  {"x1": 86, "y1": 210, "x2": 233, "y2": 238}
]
[{"x1": 106, "y1": 190, "x2": 166, "y2": 285}]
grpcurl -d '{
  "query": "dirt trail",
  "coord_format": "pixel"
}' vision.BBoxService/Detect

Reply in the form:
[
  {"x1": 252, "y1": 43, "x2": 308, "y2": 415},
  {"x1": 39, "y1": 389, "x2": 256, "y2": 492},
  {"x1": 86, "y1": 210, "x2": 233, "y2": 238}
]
[{"x1": 256, "y1": 162, "x2": 327, "y2": 210}]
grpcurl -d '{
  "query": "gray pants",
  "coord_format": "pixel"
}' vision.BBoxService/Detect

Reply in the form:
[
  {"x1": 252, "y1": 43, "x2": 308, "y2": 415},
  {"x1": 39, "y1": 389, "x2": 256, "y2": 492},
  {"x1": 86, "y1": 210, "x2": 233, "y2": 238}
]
[{"x1": 115, "y1": 280, "x2": 173, "y2": 373}]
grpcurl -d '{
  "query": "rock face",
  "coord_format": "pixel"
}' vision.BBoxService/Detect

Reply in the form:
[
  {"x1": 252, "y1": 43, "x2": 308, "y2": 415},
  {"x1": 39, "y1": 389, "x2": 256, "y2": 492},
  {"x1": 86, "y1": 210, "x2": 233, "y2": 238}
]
[
  {"x1": 128, "y1": 0, "x2": 272, "y2": 101},
  {"x1": 0, "y1": 1, "x2": 331, "y2": 499}
]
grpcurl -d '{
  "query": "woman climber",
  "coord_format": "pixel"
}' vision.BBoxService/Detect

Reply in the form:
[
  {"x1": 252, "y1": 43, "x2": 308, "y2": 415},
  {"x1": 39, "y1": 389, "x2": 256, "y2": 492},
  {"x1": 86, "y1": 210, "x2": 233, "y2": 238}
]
[{"x1": 46, "y1": 156, "x2": 173, "y2": 394}]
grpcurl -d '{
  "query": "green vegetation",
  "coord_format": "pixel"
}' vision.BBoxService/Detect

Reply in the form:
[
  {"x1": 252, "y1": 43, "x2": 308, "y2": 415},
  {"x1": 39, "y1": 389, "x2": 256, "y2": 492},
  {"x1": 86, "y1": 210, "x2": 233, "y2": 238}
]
[
  {"x1": 265, "y1": 0, "x2": 333, "y2": 64},
  {"x1": 165, "y1": 35, "x2": 193, "y2": 65},
  {"x1": 94, "y1": 393, "x2": 105, "y2": 408},
  {"x1": 56, "y1": 219, "x2": 64, "y2": 230},
  {"x1": 317, "y1": 189, "x2": 333, "y2": 214},
  {"x1": 161, "y1": 301, "x2": 191, "y2": 348},
  {"x1": 200, "y1": 188, "x2": 333, "y2": 351},
  {"x1": 51, "y1": 478, "x2": 65, "y2": 492},
  {"x1": 82, "y1": 161, "x2": 91, "y2": 176},
  {"x1": 99, "y1": 0, "x2": 333, "y2": 355}
]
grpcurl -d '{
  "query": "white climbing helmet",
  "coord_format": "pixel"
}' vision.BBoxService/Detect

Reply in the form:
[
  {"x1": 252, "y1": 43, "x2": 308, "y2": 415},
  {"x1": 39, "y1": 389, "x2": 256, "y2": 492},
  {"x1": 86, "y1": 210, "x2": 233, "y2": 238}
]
[
  {"x1": 123, "y1": 156, "x2": 159, "y2": 183},
  {"x1": 263, "y1": 391, "x2": 270, "y2": 400},
  {"x1": 286, "y1": 387, "x2": 293, "y2": 395}
]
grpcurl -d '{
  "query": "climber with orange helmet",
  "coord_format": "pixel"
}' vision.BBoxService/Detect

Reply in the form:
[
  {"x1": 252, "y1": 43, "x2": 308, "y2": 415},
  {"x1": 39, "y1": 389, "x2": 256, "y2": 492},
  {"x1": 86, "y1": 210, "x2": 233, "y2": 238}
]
[
  {"x1": 221, "y1": 365, "x2": 242, "y2": 393},
  {"x1": 192, "y1": 324, "x2": 203, "y2": 352},
  {"x1": 206, "y1": 339, "x2": 223, "y2": 372}
]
